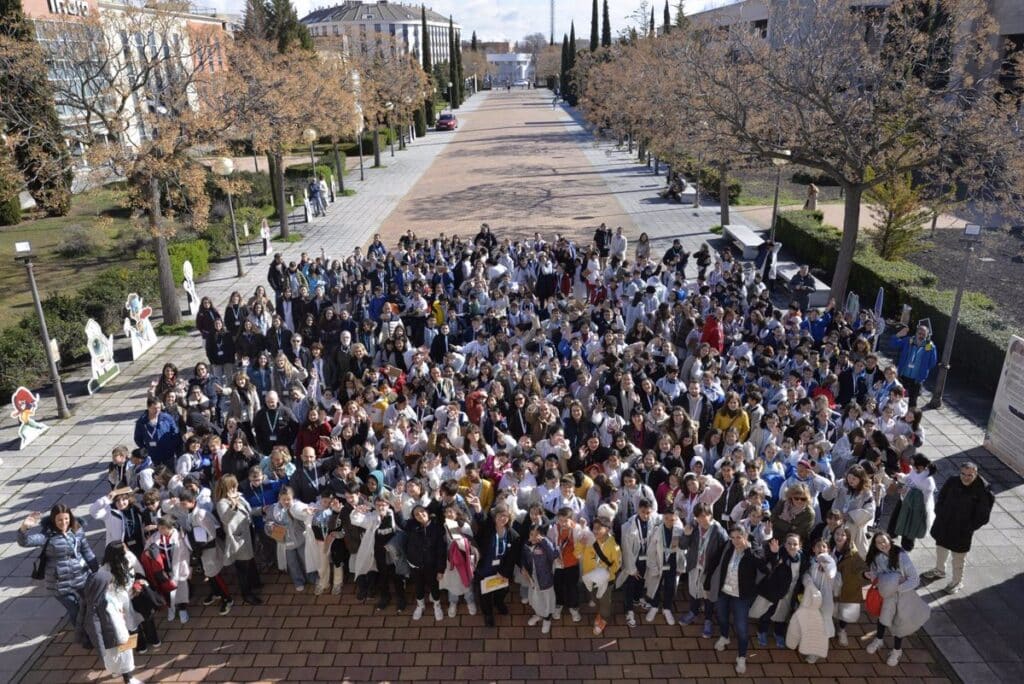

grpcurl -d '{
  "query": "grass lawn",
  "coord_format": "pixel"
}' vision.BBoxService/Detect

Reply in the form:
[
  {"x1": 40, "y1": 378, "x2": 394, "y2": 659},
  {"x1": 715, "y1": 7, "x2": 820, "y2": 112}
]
[{"x1": 0, "y1": 187, "x2": 133, "y2": 328}]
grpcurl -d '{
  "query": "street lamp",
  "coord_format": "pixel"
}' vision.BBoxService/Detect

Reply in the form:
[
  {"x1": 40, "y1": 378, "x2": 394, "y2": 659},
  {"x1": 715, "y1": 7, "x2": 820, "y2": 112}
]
[
  {"x1": 926, "y1": 224, "x2": 993, "y2": 409},
  {"x1": 385, "y1": 102, "x2": 395, "y2": 157},
  {"x1": 14, "y1": 242, "x2": 71, "y2": 418},
  {"x1": 302, "y1": 127, "x2": 318, "y2": 169},
  {"x1": 212, "y1": 157, "x2": 245, "y2": 278},
  {"x1": 447, "y1": 81, "x2": 453, "y2": 111},
  {"x1": 768, "y1": 149, "x2": 792, "y2": 241},
  {"x1": 352, "y1": 108, "x2": 365, "y2": 181}
]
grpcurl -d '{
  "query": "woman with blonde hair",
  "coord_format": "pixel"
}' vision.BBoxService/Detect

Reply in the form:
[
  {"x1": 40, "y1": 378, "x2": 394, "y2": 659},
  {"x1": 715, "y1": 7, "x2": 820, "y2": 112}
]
[
  {"x1": 270, "y1": 352, "x2": 308, "y2": 394},
  {"x1": 215, "y1": 474, "x2": 263, "y2": 605}
]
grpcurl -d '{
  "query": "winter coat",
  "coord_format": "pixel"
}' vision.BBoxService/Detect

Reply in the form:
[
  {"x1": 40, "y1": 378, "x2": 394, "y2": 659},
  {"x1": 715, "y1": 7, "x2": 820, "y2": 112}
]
[
  {"x1": 78, "y1": 567, "x2": 129, "y2": 652},
  {"x1": 267, "y1": 501, "x2": 318, "y2": 573},
  {"x1": 930, "y1": 475, "x2": 994, "y2": 553},
  {"x1": 473, "y1": 511, "x2": 521, "y2": 580},
  {"x1": 877, "y1": 569, "x2": 931, "y2": 638},
  {"x1": 681, "y1": 520, "x2": 728, "y2": 598},
  {"x1": 828, "y1": 484, "x2": 875, "y2": 556},
  {"x1": 708, "y1": 545, "x2": 762, "y2": 600},
  {"x1": 893, "y1": 487, "x2": 928, "y2": 540},
  {"x1": 521, "y1": 537, "x2": 559, "y2": 590},
  {"x1": 403, "y1": 518, "x2": 447, "y2": 574},
  {"x1": 616, "y1": 515, "x2": 676, "y2": 597},
  {"x1": 90, "y1": 497, "x2": 146, "y2": 553},
  {"x1": 216, "y1": 496, "x2": 255, "y2": 563},
  {"x1": 757, "y1": 550, "x2": 810, "y2": 604},
  {"x1": 785, "y1": 584, "x2": 830, "y2": 659},
  {"x1": 833, "y1": 548, "x2": 868, "y2": 605},
  {"x1": 349, "y1": 508, "x2": 399, "y2": 577},
  {"x1": 18, "y1": 520, "x2": 98, "y2": 594},
  {"x1": 803, "y1": 553, "x2": 837, "y2": 638}
]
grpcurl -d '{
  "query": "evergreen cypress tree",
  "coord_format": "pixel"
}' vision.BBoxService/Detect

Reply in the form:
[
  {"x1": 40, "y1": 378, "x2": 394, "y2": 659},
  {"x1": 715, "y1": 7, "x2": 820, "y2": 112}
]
[
  {"x1": 601, "y1": 0, "x2": 612, "y2": 47},
  {"x1": 0, "y1": 0, "x2": 72, "y2": 216},
  {"x1": 448, "y1": 17, "x2": 458, "y2": 109},
  {"x1": 650, "y1": 6, "x2": 655, "y2": 36},
  {"x1": 421, "y1": 6, "x2": 435, "y2": 125},
  {"x1": 559, "y1": 34, "x2": 568, "y2": 97},
  {"x1": 567, "y1": 22, "x2": 577, "y2": 106},
  {"x1": 664, "y1": 0, "x2": 671, "y2": 34},
  {"x1": 455, "y1": 29, "x2": 464, "y2": 104},
  {"x1": 590, "y1": 0, "x2": 599, "y2": 51},
  {"x1": 471, "y1": 30, "x2": 478, "y2": 51}
]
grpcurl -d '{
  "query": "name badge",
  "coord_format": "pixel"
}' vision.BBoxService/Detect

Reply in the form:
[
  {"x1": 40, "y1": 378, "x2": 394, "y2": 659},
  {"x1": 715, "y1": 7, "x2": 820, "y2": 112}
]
[
  {"x1": 268, "y1": 436, "x2": 277, "y2": 442},
  {"x1": 638, "y1": 555, "x2": 646, "y2": 562},
  {"x1": 149, "y1": 441, "x2": 157, "y2": 447},
  {"x1": 663, "y1": 563, "x2": 671, "y2": 571},
  {"x1": 492, "y1": 558, "x2": 500, "y2": 567}
]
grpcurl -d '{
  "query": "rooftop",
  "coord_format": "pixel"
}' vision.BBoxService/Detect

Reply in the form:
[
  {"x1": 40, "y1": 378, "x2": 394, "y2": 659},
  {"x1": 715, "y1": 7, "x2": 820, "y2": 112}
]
[{"x1": 301, "y1": 1, "x2": 456, "y2": 27}]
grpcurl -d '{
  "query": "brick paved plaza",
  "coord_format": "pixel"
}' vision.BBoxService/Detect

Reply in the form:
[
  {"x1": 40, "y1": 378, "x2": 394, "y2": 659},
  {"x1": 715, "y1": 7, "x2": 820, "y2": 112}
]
[{"x1": 3, "y1": 89, "x2": 1021, "y2": 683}]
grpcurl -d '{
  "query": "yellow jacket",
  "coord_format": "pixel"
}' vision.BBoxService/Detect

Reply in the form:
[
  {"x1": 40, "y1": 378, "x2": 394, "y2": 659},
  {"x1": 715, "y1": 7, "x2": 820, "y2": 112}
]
[
  {"x1": 458, "y1": 476, "x2": 494, "y2": 512},
  {"x1": 713, "y1": 409, "x2": 751, "y2": 442},
  {"x1": 579, "y1": 534, "x2": 621, "y2": 579}
]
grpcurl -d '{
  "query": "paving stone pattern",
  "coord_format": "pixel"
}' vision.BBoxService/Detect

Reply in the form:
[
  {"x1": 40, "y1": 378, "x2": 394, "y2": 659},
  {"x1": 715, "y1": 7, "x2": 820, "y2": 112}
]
[{"x1": 6, "y1": 89, "x2": 1019, "y2": 683}]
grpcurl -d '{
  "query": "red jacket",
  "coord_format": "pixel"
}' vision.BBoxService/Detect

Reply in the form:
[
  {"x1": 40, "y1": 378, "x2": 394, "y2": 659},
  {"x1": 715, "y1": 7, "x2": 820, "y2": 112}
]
[
  {"x1": 700, "y1": 317, "x2": 724, "y2": 353},
  {"x1": 294, "y1": 421, "x2": 333, "y2": 457}
]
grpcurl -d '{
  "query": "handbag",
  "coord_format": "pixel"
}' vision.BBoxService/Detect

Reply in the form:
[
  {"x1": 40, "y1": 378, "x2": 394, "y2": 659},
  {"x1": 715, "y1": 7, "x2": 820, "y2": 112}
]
[
  {"x1": 31, "y1": 537, "x2": 51, "y2": 581},
  {"x1": 865, "y1": 581, "x2": 883, "y2": 619}
]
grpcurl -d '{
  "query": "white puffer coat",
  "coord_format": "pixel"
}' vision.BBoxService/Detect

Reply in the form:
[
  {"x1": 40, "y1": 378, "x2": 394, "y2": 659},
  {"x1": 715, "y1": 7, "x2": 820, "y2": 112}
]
[{"x1": 786, "y1": 584, "x2": 830, "y2": 659}]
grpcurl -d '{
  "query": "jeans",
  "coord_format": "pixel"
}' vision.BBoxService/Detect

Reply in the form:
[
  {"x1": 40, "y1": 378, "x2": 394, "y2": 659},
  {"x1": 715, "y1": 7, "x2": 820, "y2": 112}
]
[
  {"x1": 553, "y1": 565, "x2": 580, "y2": 609},
  {"x1": 55, "y1": 590, "x2": 81, "y2": 624},
  {"x1": 651, "y1": 572, "x2": 678, "y2": 610},
  {"x1": 623, "y1": 572, "x2": 647, "y2": 612},
  {"x1": 285, "y1": 546, "x2": 317, "y2": 588},
  {"x1": 717, "y1": 594, "x2": 753, "y2": 656}
]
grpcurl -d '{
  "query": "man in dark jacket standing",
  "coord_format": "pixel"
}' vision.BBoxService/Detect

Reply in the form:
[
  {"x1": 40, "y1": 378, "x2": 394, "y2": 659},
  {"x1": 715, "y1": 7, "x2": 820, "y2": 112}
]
[
  {"x1": 922, "y1": 461, "x2": 994, "y2": 594},
  {"x1": 404, "y1": 505, "x2": 447, "y2": 621}
]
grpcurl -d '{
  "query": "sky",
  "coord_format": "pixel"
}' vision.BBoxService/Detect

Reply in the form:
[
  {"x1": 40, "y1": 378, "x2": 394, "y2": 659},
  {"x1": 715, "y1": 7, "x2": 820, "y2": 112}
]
[{"x1": 205, "y1": 0, "x2": 671, "y2": 43}]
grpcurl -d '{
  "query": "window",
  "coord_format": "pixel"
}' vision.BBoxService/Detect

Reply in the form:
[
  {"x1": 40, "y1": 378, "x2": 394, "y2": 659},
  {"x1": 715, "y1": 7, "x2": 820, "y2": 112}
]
[{"x1": 752, "y1": 19, "x2": 767, "y2": 40}]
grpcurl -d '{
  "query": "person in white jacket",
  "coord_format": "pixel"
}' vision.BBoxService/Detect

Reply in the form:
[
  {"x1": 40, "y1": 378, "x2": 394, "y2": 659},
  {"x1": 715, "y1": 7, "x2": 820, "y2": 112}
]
[
  {"x1": 265, "y1": 486, "x2": 319, "y2": 591},
  {"x1": 789, "y1": 539, "x2": 838, "y2": 663},
  {"x1": 145, "y1": 517, "x2": 192, "y2": 623}
]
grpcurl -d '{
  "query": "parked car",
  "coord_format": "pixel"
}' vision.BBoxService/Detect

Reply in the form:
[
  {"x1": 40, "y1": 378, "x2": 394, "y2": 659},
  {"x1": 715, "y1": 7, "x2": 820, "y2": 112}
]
[{"x1": 436, "y1": 113, "x2": 458, "y2": 131}]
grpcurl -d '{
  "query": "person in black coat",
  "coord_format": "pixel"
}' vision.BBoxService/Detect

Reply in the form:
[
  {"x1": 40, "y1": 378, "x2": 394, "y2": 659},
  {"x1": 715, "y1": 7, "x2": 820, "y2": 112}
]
[
  {"x1": 429, "y1": 324, "x2": 458, "y2": 364},
  {"x1": 403, "y1": 506, "x2": 448, "y2": 620},
  {"x1": 923, "y1": 462, "x2": 995, "y2": 593},
  {"x1": 252, "y1": 391, "x2": 298, "y2": 455},
  {"x1": 754, "y1": 534, "x2": 809, "y2": 647},
  {"x1": 470, "y1": 499, "x2": 520, "y2": 627},
  {"x1": 205, "y1": 319, "x2": 236, "y2": 374},
  {"x1": 708, "y1": 526, "x2": 765, "y2": 674}
]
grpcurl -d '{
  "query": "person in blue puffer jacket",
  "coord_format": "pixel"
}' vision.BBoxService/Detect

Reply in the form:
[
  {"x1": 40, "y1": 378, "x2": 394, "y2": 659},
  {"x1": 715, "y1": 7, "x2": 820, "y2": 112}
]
[{"x1": 894, "y1": 324, "x2": 937, "y2": 409}]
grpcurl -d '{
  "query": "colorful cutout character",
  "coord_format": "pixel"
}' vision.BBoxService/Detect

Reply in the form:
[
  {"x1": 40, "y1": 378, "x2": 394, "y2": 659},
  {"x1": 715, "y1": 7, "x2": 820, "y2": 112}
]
[
  {"x1": 11, "y1": 386, "x2": 49, "y2": 449},
  {"x1": 123, "y1": 293, "x2": 158, "y2": 360}
]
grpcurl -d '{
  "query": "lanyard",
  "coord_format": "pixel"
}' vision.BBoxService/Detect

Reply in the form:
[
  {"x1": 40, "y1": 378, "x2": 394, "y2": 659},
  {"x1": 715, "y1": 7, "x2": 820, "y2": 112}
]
[
  {"x1": 266, "y1": 410, "x2": 279, "y2": 433},
  {"x1": 146, "y1": 423, "x2": 158, "y2": 441},
  {"x1": 304, "y1": 464, "x2": 319, "y2": 488},
  {"x1": 495, "y1": 531, "x2": 507, "y2": 558},
  {"x1": 636, "y1": 518, "x2": 649, "y2": 557}
]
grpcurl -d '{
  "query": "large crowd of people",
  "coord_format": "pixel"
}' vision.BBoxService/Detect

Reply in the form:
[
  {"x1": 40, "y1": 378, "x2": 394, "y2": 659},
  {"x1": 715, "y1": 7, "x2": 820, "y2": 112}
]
[{"x1": 19, "y1": 224, "x2": 996, "y2": 681}]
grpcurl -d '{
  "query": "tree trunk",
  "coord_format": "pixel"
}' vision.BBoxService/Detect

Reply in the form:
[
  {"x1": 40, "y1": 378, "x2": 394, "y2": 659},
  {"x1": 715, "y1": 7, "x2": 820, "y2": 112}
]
[
  {"x1": 373, "y1": 129, "x2": 381, "y2": 168},
  {"x1": 267, "y1": 153, "x2": 279, "y2": 215},
  {"x1": 333, "y1": 141, "x2": 345, "y2": 193},
  {"x1": 148, "y1": 178, "x2": 180, "y2": 326},
  {"x1": 719, "y1": 163, "x2": 730, "y2": 226},
  {"x1": 638, "y1": 139, "x2": 646, "y2": 162},
  {"x1": 832, "y1": 184, "x2": 862, "y2": 303},
  {"x1": 653, "y1": 157, "x2": 659, "y2": 175},
  {"x1": 273, "y1": 151, "x2": 289, "y2": 239}
]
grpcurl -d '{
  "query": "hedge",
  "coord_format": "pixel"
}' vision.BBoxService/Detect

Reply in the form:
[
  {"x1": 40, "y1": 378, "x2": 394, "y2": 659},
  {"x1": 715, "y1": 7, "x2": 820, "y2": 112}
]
[
  {"x1": 774, "y1": 210, "x2": 1007, "y2": 391},
  {"x1": 284, "y1": 163, "x2": 335, "y2": 182},
  {"x1": 0, "y1": 194, "x2": 20, "y2": 226},
  {"x1": 791, "y1": 170, "x2": 840, "y2": 186}
]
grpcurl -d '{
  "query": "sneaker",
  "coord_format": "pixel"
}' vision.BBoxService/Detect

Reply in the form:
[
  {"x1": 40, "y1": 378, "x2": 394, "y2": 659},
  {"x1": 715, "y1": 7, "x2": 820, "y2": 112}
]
[
  {"x1": 129, "y1": 678, "x2": 145, "y2": 684},
  {"x1": 806, "y1": 655, "x2": 818, "y2": 664},
  {"x1": 202, "y1": 595, "x2": 217, "y2": 606},
  {"x1": 167, "y1": 607, "x2": 175, "y2": 622},
  {"x1": 703, "y1": 619, "x2": 714, "y2": 639},
  {"x1": 680, "y1": 611, "x2": 697, "y2": 625},
  {"x1": 541, "y1": 619, "x2": 551, "y2": 634},
  {"x1": 331, "y1": 584, "x2": 343, "y2": 595},
  {"x1": 921, "y1": 569, "x2": 946, "y2": 581},
  {"x1": 645, "y1": 606, "x2": 659, "y2": 623},
  {"x1": 626, "y1": 611, "x2": 637, "y2": 627},
  {"x1": 714, "y1": 636, "x2": 730, "y2": 652},
  {"x1": 433, "y1": 602, "x2": 443, "y2": 621},
  {"x1": 467, "y1": 602, "x2": 478, "y2": 616},
  {"x1": 757, "y1": 631, "x2": 768, "y2": 647},
  {"x1": 295, "y1": 585, "x2": 305, "y2": 593},
  {"x1": 569, "y1": 608, "x2": 581, "y2": 623},
  {"x1": 314, "y1": 585, "x2": 325, "y2": 596},
  {"x1": 178, "y1": 609, "x2": 189, "y2": 624},
  {"x1": 887, "y1": 648, "x2": 903, "y2": 667},
  {"x1": 735, "y1": 656, "x2": 746, "y2": 674},
  {"x1": 866, "y1": 638, "x2": 884, "y2": 655},
  {"x1": 219, "y1": 599, "x2": 233, "y2": 616},
  {"x1": 945, "y1": 582, "x2": 963, "y2": 595},
  {"x1": 528, "y1": 615, "x2": 542, "y2": 626},
  {"x1": 520, "y1": 596, "x2": 530, "y2": 605},
  {"x1": 775, "y1": 633, "x2": 786, "y2": 648},
  {"x1": 663, "y1": 609, "x2": 675, "y2": 626},
  {"x1": 448, "y1": 602, "x2": 457, "y2": 618},
  {"x1": 151, "y1": 641, "x2": 162, "y2": 649},
  {"x1": 838, "y1": 628, "x2": 848, "y2": 646},
  {"x1": 553, "y1": 606, "x2": 563, "y2": 621},
  {"x1": 413, "y1": 601, "x2": 425, "y2": 621},
  {"x1": 137, "y1": 643, "x2": 148, "y2": 654}
]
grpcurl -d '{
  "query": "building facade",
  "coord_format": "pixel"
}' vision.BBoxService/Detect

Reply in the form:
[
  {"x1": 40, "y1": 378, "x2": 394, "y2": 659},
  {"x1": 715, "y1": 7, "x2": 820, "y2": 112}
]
[
  {"x1": 300, "y1": 1, "x2": 459, "y2": 67},
  {"x1": 486, "y1": 53, "x2": 535, "y2": 86}
]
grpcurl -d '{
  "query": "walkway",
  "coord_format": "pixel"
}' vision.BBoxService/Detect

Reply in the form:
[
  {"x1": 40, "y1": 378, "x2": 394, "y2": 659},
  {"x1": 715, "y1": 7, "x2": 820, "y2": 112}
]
[{"x1": 3, "y1": 88, "x2": 1020, "y2": 683}]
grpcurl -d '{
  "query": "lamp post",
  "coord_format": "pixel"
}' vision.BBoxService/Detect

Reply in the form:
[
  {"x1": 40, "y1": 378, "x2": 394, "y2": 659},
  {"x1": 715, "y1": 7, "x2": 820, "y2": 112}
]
[
  {"x1": 353, "y1": 108, "x2": 365, "y2": 181},
  {"x1": 447, "y1": 81, "x2": 453, "y2": 111},
  {"x1": 212, "y1": 157, "x2": 244, "y2": 278},
  {"x1": 385, "y1": 102, "x2": 395, "y2": 157},
  {"x1": 302, "y1": 127, "x2": 317, "y2": 169},
  {"x1": 768, "y1": 149, "x2": 792, "y2": 241},
  {"x1": 14, "y1": 242, "x2": 71, "y2": 418},
  {"x1": 926, "y1": 224, "x2": 993, "y2": 409}
]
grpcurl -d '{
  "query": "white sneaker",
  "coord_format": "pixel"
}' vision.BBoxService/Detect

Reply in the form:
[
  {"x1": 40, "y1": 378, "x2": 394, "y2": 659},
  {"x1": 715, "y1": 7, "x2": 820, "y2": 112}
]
[
  {"x1": 806, "y1": 655, "x2": 818, "y2": 664},
  {"x1": 129, "y1": 678, "x2": 145, "y2": 684},
  {"x1": 541, "y1": 619, "x2": 551, "y2": 634},
  {"x1": 887, "y1": 648, "x2": 903, "y2": 667},
  {"x1": 413, "y1": 601, "x2": 425, "y2": 620},
  {"x1": 663, "y1": 609, "x2": 676, "y2": 626},
  {"x1": 178, "y1": 609, "x2": 189, "y2": 624},
  {"x1": 314, "y1": 585, "x2": 325, "y2": 596},
  {"x1": 946, "y1": 582, "x2": 963, "y2": 595},
  {"x1": 569, "y1": 608, "x2": 581, "y2": 623},
  {"x1": 626, "y1": 611, "x2": 637, "y2": 627},
  {"x1": 552, "y1": 606, "x2": 563, "y2": 620},
  {"x1": 838, "y1": 628, "x2": 848, "y2": 646},
  {"x1": 448, "y1": 602, "x2": 457, "y2": 618},
  {"x1": 520, "y1": 596, "x2": 529, "y2": 605},
  {"x1": 645, "y1": 606, "x2": 659, "y2": 623},
  {"x1": 714, "y1": 636, "x2": 730, "y2": 652},
  {"x1": 166, "y1": 607, "x2": 175, "y2": 622},
  {"x1": 433, "y1": 601, "x2": 443, "y2": 621},
  {"x1": 294, "y1": 585, "x2": 304, "y2": 593},
  {"x1": 528, "y1": 615, "x2": 542, "y2": 626},
  {"x1": 735, "y1": 656, "x2": 746, "y2": 674},
  {"x1": 332, "y1": 584, "x2": 343, "y2": 595},
  {"x1": 866, "y1": 638, "x2": 884, "y2": 655},
  {"x1": 467, "y1": 601, "x2": 477, "y2": 616}
]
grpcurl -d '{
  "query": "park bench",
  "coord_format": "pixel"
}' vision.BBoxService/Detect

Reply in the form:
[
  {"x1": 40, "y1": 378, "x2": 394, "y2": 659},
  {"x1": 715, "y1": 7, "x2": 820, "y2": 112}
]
[
  {"x1": 778, "y1": 264, "x2": 830, "y2": 308},
  {"x1": 722, "y1": 224, "x2": 764, "y2": 260}
]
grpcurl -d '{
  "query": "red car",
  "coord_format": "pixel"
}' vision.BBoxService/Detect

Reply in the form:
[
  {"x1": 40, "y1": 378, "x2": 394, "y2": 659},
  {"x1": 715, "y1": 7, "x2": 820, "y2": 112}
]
[{"x1": 436, "y1": 113, "x2": 458, "y2": 131}]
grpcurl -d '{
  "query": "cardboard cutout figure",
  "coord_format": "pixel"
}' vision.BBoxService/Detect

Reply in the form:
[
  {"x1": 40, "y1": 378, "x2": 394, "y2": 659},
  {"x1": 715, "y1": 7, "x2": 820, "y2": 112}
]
[
  {"x1": 11, "y1": 386, "x2": 49, "y2": 449},
  {"x1": 85, "y1": 318, "x2": 120, "y2": 394},
  {"x1": 123, "y1": 293, "x2": 158, "y2": 360},
  {"x1": 182, "y1": 260, "x2": 199, "y2": 317},
  {"x1": 261, "y1": 218, "x2": 272, "y2": 256}
]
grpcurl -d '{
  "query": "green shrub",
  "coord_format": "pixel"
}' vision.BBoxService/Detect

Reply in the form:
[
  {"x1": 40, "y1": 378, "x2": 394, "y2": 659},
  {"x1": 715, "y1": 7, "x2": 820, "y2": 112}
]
[
  {"x1": 113, "y1": 222, "x2": 152, "y2": 258},
  {"x1": 34, "y1": 293, "x2": 88, "y2": 361},
  {"x1": 205, "y1": 169, "x2": 273, "y2": 210},
  {"x1": 0, "y1": 324, "x2": 48, "y2": 397},
  {"x1": 284, "y1": 163, "x2": 334, "y2": 182},
  {"x1": 200, "y1": 221, "x2": 237, "y2": 260},
  {"x1": 414, "y1": 107, "x2": 427, "y2": 138},
  {"x1": 77, "y1": 266, "x2": 159, "y2": 331},
  {"x1": 791, "y1": 170, "x2": 840, "y2": 186},
  {"x1": 675, "y1": 157, "x2": 741, "y2": 204},
  {"x1": 167, "y1": 239, "x2": 210, "y2": 282},
  {"x1": 56, "y1": 225, "x2": 101, "y2": 258},
  {"x1": 234, "y1": 207, "x2": 266, "y2": 240},
  {"x1": 0, "y1": 194, "x2": 20, "y2": 226},
  {"x1": 156, "y1": 321, "x2": 193, "y2": 336}
]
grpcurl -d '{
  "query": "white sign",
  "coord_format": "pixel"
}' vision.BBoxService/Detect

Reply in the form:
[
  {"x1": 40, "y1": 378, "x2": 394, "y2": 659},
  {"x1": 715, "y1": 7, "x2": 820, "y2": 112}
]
[
  {"x1": 122, "y1": 293, "x2": 158, "y2": 361},
  {"x1": 182, "y1": 260, "x2": 199, "y2": 317},
  {"x1": 985, "y1": 334, "x2": 1024, "y2": 476},
  {"x1": 85, "y1": 318, "x2": 120, "y2": 394},
  {"x1": 47, "y1": 0, "x2": 89, "y2": 16}
]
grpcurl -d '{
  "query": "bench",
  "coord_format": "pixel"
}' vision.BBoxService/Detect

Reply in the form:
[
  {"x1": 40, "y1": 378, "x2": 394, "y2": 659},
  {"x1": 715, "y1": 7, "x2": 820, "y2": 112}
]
[
  {"x1": 778, "y1": 264, "x2": 830, "y2": 308},
  {"x1": 722, "y1": 224, "x2": 764, "y2": 260}
]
